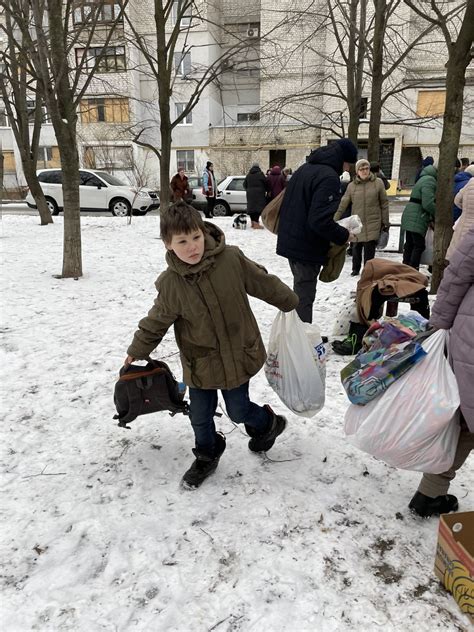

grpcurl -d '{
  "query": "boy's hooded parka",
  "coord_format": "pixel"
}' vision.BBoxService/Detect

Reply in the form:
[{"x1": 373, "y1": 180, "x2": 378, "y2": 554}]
[
  {"x1": 127, "y1": 223, "x2": 298, "y2": 390},
  {"x1": 430, "y1": 228, "x2": 474, "y2": 432},
  {"x1": 276, "y1": 143, "x2": 350, "y2": 265},
  {"x1": 334, "y1": 172, "x2": 389, "y2": 242},
  {"x1": 401, "y1": 165, "x2": 437, "y2": 236}
]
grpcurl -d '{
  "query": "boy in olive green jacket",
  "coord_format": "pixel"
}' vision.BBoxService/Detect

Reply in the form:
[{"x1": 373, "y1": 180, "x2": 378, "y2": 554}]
[{"x1": 125, "y1": 202, "x2": 298, "y2": 489}]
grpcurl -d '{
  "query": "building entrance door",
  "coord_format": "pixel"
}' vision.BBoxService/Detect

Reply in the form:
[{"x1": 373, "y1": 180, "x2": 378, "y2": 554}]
[{"x1": 269, "y1": 150, "x2": 286, "y2": 169}]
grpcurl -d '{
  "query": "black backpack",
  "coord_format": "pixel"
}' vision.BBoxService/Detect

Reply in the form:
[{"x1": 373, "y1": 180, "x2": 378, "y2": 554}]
[{"x1": 113, "y1": 359, "x2": 189, "y2": 428}]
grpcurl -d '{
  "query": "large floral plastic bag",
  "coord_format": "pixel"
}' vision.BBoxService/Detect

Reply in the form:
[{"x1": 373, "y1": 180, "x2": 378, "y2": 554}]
[
  {"x1": 344, "y1": 330, "x2": 460, "y2": 473},
  {"x1": 265, "y1": 311, "x2": 325, "y2": 417},
  {"x1": 341, "y1": 313, "x2": 429, "y2": 405}
]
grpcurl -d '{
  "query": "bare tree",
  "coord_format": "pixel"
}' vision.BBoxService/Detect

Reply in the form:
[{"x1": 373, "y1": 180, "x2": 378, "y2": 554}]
[
  {"x1": 0, "y1": 4, "x2": 53, "y2": 225},
  {"x1": 404, "y1": 0, "x2": 474, "y2": 291},
  {"x1": 5, "y1": 0, "x2": 127, "y2": 277},
  {"x1": 122, "y1": 0, "x2": 268, "y2": 209}
]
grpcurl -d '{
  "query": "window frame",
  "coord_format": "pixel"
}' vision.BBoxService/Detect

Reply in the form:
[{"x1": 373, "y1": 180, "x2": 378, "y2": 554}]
[
  {"x1": 176, "y1": 149, "x2": 195, "y2": 172},
  {"x1": 175, "y1": 102, "x2": 192, "y2": 125},
  {"x1": 171, "y1": 1, "x2": 192, "y2": 27},
  {"x1": 80, "y1": 97, "x2": 130, "y2": 124},
  {"x1": 237, "y1": 112, "x2": 260, "y2": 122},
  {"x1": 416, "y1": 90, "x2": 446, "y2": 118},
  {"x1": 75, "y1": 45, "x2": 126, "y2": 73},
  {"x1": 174, "y1": 52, "x2": 191, "y2": 78},
  {"x1": 73, "y1": 0, "x2": 123, "y2": 25}
]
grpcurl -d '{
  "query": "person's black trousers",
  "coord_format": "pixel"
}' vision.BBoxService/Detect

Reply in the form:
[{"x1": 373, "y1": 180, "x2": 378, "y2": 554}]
[
  {"x1": 402, "y1": 230, "x2": 425, "y2": 270},
  {"x1": 352, "y1": 240, "x2": 377, "y2": 274},
  {"x1": 288, "y1": 259, "x2": 321, "y2": 323}
]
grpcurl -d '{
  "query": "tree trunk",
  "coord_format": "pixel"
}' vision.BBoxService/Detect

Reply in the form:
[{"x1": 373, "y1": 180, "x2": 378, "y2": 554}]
[
  {"x1": 22, "y1": 161, "x2": 53, "y2": 225},
  {"x1": 431, "y1": 5, "x2": 474, "y2": 292},
  {"x1": 346, "y1": 0, "x2": 366, "y2": 144},
  {"x1": 155, "y1": 0, "x2": 172, "y2": 210},
  {"x1": 367, "y1": 0, "x2": 386, "y2": 163},
  {"x1": 45, "y1": 0, "x2": 83, "y2": 277}
]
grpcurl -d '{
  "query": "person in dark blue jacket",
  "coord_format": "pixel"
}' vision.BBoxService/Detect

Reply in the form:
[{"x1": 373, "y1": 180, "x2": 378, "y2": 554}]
[
  {"x1": 452, "y1": 170, "x2": 472, "y2": 222},
  {"x1": 276, "y1": 138, "x2": 358, "y2": 323}
]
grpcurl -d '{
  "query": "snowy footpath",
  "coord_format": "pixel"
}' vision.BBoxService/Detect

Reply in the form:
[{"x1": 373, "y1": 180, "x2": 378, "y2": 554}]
[{"x1": 1, "y1": 214, "x2": 472, "y2": 632}]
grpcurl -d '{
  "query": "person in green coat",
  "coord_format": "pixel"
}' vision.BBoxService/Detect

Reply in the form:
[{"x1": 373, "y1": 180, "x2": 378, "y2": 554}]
[
  {"x1": 401, "y1": 164, "x2": 437, "y2": 269},
  {"x1": 125, "y1": 202, "x2": 299, "y2": 489}
]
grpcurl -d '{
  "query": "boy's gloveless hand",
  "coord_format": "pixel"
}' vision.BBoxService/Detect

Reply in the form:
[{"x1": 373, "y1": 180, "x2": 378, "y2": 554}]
[{"x1": 124, "y1": 355, "x2": 135, "y2": 367}]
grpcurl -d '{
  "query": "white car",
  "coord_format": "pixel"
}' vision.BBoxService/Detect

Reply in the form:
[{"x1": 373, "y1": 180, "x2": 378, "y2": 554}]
[
  {"x1": 191, "y1": 175, "x2": 247, "y2": 216},
  {"x1": 25, "y1": 168, "x2": 160, "y2": 217}
]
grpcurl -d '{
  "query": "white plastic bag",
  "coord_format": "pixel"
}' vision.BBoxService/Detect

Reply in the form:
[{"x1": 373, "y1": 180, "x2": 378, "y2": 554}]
[
  {"x1": 337, "y1": 214, "x2": 363, "y2": 235},
  {"x1": 265, "y1": 311, "x2": 325, "y2": 417},
  {"x1": 303, "y1": 322, "x2": 327, "y2": 384},
  {"x1": 420, "y1": 227, "x2": 434, "y2": 265},
  {"x1": 332, "y1": 297, "x2": 358, "y2": 336},
  {"x1": 344, "y1": 330, "x2": 460, "y2": 473}
]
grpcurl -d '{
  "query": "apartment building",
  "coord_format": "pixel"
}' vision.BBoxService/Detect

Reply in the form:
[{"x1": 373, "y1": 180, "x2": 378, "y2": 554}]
[{"x1": 1, "y1": 0, "x2": 473, "y2": 193}]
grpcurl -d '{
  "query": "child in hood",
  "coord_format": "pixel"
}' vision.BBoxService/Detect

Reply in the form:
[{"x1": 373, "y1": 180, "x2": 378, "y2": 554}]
[{"x1": 125, "y1": 202, "x2": 298, "y2": 488}]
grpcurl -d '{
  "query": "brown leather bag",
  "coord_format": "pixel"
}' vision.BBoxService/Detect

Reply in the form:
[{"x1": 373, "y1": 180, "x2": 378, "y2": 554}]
[{"x1": 261, "y1": 190, "x2": 285, "y2": 234}]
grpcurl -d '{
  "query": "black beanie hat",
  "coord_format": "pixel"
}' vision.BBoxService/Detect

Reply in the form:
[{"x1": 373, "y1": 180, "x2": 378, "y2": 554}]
[
  {"x1": 336, "y1": 138, "x2": 358, "y2": 164},
  {"x1": 206, "y1": 161, "x2": 213, "y2": 169}
]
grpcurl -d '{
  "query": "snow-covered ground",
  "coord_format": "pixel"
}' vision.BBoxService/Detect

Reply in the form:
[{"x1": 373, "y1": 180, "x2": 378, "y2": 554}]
[{"x1": 1, "y1": 214, "x2": 472, "y2": 632}]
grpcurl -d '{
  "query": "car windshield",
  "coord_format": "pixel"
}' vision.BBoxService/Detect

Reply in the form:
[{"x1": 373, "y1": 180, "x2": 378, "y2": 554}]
[{"x1": 94, "y1": 172, "x2": 127, "y2": 186}]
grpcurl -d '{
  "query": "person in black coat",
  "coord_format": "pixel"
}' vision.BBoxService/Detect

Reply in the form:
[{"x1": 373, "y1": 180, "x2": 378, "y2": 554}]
[
  {"x1": 243, "y1": 163, "x2": 269, "y2": 229},
  {"x1": 276, "y1": 138, "x2": 358, "y2": 323}
]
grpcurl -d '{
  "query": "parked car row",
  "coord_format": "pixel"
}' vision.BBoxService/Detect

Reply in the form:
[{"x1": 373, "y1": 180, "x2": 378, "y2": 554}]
[
  {"x1": 25, "y1": 169, "x2": 160, "y2": 217},
  {"x1": 25, "y1": 170, "x2": 248, "y2": 217}
]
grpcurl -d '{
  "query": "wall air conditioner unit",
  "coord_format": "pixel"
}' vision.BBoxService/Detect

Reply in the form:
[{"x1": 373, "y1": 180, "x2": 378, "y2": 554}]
[{"x1": 247, "y1": 27, "x2": 259, "y2": 39}]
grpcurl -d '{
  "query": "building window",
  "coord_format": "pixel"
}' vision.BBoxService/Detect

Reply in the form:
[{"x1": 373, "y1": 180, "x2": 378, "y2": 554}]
[
  {"x1": 73, "y1": 0, "x2": 123, "y2": 25},
  {"x1": 359, "y1": 97, "x2": 368, "y2": 120},
  {"x1": 37, "y1": 146, "x2": 61, "y2": 169},
  {"x1": 172, "y1": 1, "x2": 192, "y2": 27},
  {"x1": 176, "y1": 150, "x2": 194, "y2": 172},
  {"x1": 76, "y1": 46, "x2": 126, "y2": 72},
  {"x1": 3, "y1": 150, "x2": 16, "y2": 172},
  {"x1": 80, "y1": 98, "x2": 130, "y2": 123},
  {"x1": 174, "y1": 52, "x2": 191, "y2": 77},
  {"x1": 176, "y1": 103, "x2": 192, "y2": 125},
  {"x1": 237, "y1": 112, "x2": 260, "y2": 122},
  {"x1": 26, "y1": 100, "x2": 47, "y2": 123},
  {"x1": 83, "y1": 145, "x2": 132, "y2": 169},
  {"x1": 0, "y1": 107, "x2": 8, "y2": 127},
  {"x1": 416, "y1": 90, "x2": 446, "y2": 117}
]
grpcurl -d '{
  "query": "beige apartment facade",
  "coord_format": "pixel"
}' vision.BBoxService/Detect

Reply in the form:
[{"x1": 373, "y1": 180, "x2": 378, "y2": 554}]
[{"x1": 1, "y1": 0, "x2": 473, "y2": 193}]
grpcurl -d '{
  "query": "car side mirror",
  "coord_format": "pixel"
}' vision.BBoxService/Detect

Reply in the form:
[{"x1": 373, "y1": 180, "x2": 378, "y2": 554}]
[{"x1": 96, "y1": 183, "x2": 102, "y2": 189}]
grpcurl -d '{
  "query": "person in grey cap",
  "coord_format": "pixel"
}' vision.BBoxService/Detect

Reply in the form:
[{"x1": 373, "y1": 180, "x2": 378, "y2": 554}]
[{"x1": 276, "y1": 138, "x2": 358, "y2": 323}]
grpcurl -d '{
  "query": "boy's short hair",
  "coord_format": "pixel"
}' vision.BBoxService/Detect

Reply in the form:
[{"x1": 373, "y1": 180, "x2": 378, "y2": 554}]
[{"x1": 160, "y1": 201, "x2": 206, "y2": 245}]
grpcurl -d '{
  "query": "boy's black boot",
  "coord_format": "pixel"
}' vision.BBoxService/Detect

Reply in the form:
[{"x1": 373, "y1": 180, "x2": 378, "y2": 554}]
[
  {"x1": 248, "y1": 405, "x2": 287, "y2": 453},
  {"x1": 408, "y1": 491, "x2": 459, "y2": 518},
  {"x1": 181, "y1": 432, "x2": 226, "y2": 489},
  {"x1": 331, "y1": 321, "x2": 367, "y2": 356}
]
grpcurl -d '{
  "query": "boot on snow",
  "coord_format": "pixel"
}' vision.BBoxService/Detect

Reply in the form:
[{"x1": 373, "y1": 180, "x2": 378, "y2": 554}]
[
  {"x1": 247, "y1": 405, "x2": 287, "y2": 453},
  {"x1": 331, "y1": 321, "x2": 367, "y2": 356},
  {"x1": 181, "y1": 432, "x2": 226, "y2": 489},
  {"x1": 408, "y1": 491, "x2": 459, "y2": 518}
]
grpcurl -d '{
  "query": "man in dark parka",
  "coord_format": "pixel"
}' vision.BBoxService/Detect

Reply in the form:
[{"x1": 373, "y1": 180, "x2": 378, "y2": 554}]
[{"x1": 276, "y1": 138, "x2": 358, "y2": 323}]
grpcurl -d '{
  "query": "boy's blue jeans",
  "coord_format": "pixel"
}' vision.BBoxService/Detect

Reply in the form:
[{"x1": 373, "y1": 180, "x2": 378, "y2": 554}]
[{"x1": 189, "y1": 381, "x2": 271, "y2": 456}]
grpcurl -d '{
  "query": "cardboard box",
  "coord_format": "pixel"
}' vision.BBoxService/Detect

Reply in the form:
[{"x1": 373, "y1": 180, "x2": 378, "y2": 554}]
[{"x1": 434, "y1": 512, "x2": 474, "y2": 622}]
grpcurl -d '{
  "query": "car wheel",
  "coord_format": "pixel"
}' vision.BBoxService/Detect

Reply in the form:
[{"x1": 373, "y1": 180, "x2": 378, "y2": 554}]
[
  {"x1": 45, "y1": 197, "x2": 59, "y2": 216},
  {"x1": 213, "y1": 201, "x2": 230, "y2": 217},
  {"x1": 110, "y1": 198, "x2": 131, "y2": 217}
]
